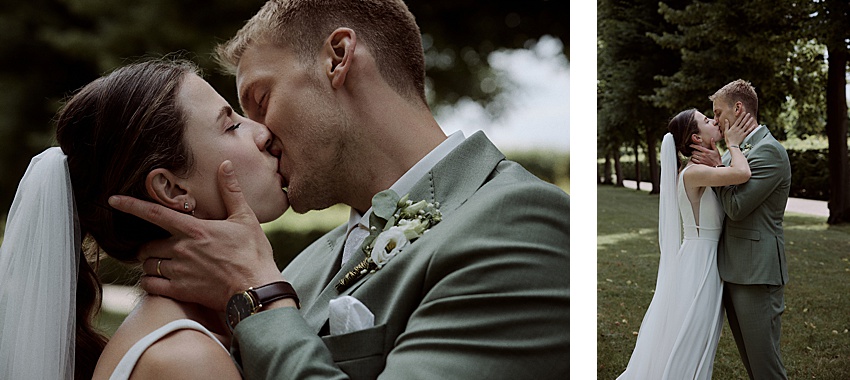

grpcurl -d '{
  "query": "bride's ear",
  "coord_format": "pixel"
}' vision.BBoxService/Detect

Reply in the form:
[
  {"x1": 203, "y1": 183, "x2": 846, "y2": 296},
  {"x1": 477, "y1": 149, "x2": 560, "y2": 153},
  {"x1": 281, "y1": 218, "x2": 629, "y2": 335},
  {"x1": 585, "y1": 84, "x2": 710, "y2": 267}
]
[
  {"x1": 690, "y1": 133, "x2": 702, "y2": 144},
  {"x1": 145, "y1": 169, "x2": 193, "y2": 213}
]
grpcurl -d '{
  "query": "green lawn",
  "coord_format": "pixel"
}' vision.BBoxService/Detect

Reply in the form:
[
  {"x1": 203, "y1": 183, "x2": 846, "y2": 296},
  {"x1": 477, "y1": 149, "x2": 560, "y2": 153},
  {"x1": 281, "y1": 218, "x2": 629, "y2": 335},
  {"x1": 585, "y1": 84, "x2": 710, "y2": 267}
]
[{"x1": 597, "y1": 184, "x2": 850, "y2": 379}]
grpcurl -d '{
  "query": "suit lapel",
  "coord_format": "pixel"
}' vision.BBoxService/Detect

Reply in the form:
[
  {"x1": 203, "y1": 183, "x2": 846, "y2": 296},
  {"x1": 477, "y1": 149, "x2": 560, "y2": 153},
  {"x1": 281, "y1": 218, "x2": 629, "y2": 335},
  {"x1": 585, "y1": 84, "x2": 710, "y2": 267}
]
[
  {"x1": 332, "y1": 132, "x2": 506, "y2": 293},
  {"x1": 407, "y1": 131, "x2": 505, "y2": 220},
  {"x1": 722, "y1": 126, "x2": 769, "y2": 164},
  {"x1": 743, "y1": 127, "x2": 769, "y2": 157},
  {"x1": 300, "y1": 131, "x2": 506, "y2": 334},
  {"x1": 302, "y1": 244, "x2": 368, "y2": 333}
]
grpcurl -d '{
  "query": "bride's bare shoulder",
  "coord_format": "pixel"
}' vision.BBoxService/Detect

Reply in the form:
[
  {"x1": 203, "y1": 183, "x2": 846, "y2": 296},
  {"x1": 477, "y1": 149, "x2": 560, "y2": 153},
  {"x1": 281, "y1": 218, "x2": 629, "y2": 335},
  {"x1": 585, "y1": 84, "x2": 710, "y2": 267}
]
[
  {"x1": 129, "y1": 329, "x2": 240, "y2": 380},
  {"x1": 92, "y1": 296, "x2": 194, "y2": 379}
]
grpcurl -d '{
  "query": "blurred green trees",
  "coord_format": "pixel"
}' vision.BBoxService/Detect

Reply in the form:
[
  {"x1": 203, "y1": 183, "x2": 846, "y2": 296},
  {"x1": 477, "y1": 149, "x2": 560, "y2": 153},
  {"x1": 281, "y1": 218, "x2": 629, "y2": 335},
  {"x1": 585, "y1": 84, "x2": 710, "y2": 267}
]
[{"x1": 0, "y1": 0, "x2": 568, "y2": 216}]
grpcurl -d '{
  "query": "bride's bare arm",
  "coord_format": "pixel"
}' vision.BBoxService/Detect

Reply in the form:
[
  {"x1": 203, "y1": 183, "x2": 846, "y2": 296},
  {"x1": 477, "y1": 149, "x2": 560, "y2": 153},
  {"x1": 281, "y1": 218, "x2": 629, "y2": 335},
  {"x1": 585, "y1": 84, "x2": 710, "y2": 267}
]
[{"x1": 684, "y1": 113, "x2": 757, "y2": 188}]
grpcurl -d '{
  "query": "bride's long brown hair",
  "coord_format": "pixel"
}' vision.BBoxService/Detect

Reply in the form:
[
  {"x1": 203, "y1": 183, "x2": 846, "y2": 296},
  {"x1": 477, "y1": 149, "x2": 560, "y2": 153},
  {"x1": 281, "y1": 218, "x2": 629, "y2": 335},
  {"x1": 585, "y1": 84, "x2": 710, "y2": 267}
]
[
  {"x1": 667, "y1": 108, "x2": 700, "y2": 158},
  {"x1": 54, "y1": 60, "x2": 199, "y2": 379}
]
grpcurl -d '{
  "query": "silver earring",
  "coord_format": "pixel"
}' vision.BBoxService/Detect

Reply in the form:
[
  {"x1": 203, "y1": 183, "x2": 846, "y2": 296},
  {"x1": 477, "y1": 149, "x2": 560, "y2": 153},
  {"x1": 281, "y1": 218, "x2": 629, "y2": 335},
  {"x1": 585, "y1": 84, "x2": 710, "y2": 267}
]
[{"x1": 183, "y1": 202, "x2": 195, "y2": 216}]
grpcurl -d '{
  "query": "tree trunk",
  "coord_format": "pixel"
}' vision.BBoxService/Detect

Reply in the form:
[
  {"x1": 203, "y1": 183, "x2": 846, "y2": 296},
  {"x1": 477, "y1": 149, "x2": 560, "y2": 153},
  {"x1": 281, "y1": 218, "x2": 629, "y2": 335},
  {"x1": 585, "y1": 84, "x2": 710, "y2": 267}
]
[
  {"x1": 646, "y1": 132, "x2": 660, "y2": 195},
  {"x1": 634, "y1": 141, "x2": 642, "y2": 190},
  {"x1": 603, "y1": 152, "x2": 613, "y2": 184},
  {"x1": 825, "y1": 44, "x2": 850, "y2": 224},
  {"x1": 614, "y1": 150, "x2": 624, "y2": 187}
]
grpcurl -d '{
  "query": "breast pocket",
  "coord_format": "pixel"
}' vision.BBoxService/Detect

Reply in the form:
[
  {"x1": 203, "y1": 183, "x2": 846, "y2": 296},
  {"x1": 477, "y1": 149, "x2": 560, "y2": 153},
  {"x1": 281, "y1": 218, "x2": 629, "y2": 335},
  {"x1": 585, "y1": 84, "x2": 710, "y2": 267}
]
[{"x1": 321, "y1": 323, "x2": 388, "y2": 379}]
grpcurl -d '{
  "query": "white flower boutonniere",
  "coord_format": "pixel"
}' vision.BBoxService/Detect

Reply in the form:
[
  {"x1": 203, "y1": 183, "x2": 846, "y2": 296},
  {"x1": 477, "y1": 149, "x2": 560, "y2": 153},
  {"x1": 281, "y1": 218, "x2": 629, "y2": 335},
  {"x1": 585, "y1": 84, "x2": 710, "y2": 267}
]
[
  {"x1": 741, "y1": 143, "x2": 753, "y2": 155},
  {"x1": 336, "y1": 190, "x2": 442, "y2": 291}
]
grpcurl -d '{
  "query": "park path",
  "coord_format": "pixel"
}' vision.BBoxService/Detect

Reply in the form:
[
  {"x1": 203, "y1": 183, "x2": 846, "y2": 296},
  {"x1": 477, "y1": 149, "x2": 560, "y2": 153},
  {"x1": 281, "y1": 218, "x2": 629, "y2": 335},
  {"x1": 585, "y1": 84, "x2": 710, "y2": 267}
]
[{"x1": 622, "y1": 180, "x2": 828, "y2": 217}]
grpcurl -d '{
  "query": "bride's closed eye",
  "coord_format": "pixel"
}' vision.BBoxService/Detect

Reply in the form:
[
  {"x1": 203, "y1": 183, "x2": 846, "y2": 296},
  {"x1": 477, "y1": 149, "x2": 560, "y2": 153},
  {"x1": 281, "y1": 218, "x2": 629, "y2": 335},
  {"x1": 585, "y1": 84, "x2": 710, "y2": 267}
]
[{"x1": 226, "y1": 123, "x2": 241, "y2": 132}]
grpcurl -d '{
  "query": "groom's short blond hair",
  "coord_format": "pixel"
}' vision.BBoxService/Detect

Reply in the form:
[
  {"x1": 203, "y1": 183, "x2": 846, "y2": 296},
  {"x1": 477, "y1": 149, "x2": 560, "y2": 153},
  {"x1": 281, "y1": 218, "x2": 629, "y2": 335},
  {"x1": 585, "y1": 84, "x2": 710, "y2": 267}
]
[
  {"x1": 710, "y1": 79, "x2": 759, "y2": 118},
  {"x1": 215, "y1": 0, "x2": 426, "y2": 105}
]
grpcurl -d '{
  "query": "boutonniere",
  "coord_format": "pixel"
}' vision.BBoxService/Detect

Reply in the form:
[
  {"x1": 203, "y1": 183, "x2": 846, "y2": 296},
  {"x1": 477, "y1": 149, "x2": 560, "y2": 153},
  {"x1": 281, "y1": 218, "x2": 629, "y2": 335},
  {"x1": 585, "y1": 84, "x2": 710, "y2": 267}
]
[
  {"x1": 336, "y1": 190, "x2": 442, "y2": 292},
  {"x1": 741, "y1": 143, "x2": 753, "y2": 155}
]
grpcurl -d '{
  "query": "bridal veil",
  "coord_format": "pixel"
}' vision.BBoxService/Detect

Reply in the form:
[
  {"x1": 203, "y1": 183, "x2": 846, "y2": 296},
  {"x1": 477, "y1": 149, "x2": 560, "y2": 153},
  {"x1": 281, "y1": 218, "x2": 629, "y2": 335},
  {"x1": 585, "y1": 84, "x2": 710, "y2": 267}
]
[
  {"x1": 0, "y1": 147, "x2": 78, "y2": 380},
  {"x1": 659, "y1": 133, "x2": 681, "y2": 261}
]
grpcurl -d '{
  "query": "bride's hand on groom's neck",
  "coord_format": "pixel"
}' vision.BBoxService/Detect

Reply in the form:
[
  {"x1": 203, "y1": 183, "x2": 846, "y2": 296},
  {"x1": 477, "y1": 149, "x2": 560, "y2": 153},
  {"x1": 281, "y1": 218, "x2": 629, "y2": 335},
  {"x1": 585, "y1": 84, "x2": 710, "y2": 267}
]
[{"x1": 109, "y1": 160, "x2": 282, "y2": 312}]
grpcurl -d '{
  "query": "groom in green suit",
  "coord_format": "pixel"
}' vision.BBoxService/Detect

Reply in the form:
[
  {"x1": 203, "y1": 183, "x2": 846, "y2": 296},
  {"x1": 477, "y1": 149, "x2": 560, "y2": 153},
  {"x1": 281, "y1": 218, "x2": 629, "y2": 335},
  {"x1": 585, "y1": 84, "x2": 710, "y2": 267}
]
[
  {"x1": 110, "y1": 0, "x2": 569, "y2": 379},
  {"x1": 697, "y1": 80, "x2": 790, "y2": 379}
]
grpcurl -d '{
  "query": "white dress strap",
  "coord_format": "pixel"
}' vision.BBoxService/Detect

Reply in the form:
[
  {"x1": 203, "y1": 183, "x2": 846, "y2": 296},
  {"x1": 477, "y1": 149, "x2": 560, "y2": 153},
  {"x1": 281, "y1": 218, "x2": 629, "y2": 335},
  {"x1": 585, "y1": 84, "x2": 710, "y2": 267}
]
[{"x1": 108, "y1": 319, "x2": 228, "y2": 380}]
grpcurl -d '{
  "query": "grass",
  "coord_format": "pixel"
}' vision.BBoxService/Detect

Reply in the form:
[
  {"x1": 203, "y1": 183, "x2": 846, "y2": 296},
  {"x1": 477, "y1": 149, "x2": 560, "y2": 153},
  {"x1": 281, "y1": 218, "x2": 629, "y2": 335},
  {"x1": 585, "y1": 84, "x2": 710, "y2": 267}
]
[{"x1": 597, "y1": 184, "x2": 850, "y2": 379}]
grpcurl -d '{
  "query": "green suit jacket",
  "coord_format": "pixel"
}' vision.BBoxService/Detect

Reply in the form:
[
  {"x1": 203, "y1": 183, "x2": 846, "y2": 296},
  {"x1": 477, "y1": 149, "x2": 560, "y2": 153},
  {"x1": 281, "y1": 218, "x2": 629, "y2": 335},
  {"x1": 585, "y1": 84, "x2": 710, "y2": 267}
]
[
  {"x1": 717, "y1": 127, "x2": 791, "y2": 285},
  {"x1": 231, "y1": 132, "x2": 570, "y2": 379}
]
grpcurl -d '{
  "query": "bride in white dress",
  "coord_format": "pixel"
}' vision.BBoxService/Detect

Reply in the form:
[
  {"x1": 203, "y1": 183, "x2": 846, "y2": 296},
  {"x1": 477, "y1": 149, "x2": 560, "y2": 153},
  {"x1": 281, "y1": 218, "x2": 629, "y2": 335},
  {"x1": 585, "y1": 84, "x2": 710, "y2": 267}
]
[
  {"x1": 0, "y1": 60, "x2": 288, "y2": 379},
  {"x1": 618, "y1": 109, "x2": 756, "y2": 379}
]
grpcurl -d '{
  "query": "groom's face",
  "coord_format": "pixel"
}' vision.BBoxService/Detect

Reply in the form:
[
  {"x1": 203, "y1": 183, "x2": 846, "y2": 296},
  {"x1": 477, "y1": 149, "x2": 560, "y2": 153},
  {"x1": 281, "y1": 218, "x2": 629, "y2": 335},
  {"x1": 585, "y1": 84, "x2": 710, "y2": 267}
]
[
  {"x1": 235, "y1": 44, "x2": 355, "y2": 213},
  {"x1": 712, "y1": 96, "x2": 736, "y2": 136}
]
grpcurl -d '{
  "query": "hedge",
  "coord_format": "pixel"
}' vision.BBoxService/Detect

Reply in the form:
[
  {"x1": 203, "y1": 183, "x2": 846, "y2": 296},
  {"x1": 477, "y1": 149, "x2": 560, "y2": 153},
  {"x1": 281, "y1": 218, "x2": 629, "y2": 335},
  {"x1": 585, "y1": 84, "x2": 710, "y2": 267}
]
[{"x1": 506, "y1": 150, "x2": 569, "y2": 185}]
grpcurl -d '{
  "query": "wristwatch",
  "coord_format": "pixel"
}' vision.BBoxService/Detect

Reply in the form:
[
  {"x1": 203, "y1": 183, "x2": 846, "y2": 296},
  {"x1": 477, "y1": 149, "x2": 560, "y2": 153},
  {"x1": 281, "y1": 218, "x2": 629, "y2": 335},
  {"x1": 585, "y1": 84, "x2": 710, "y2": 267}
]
[{"x1": 226, "y1": 281, "x2": 300, "y2": 330}]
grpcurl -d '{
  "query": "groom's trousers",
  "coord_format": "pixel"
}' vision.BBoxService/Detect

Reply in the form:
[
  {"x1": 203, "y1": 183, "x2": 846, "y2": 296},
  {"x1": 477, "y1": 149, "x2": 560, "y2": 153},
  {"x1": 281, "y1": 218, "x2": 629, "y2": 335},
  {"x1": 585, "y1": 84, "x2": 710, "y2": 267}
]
[{"x1": 723, "y1": 282, "x2": 787, "y2": 380}]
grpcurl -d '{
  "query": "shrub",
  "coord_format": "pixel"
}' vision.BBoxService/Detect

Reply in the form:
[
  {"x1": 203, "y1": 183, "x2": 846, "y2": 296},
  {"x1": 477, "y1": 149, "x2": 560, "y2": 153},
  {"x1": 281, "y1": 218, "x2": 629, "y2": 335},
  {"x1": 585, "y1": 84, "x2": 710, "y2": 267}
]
[{"x1": 787, "y1": 148, "x2": 829, "y2": 201}]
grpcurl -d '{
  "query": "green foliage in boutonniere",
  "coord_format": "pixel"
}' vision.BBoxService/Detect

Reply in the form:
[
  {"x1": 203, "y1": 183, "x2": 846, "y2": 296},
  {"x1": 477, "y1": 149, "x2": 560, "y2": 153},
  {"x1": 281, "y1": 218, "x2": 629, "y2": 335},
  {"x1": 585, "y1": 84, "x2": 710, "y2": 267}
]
[
  {"x1": 741, "y1": 143, "x2": 753, "y2": 155},
  {"x1": 336, "y1": 190, "x2": 442, "y2": 292}
]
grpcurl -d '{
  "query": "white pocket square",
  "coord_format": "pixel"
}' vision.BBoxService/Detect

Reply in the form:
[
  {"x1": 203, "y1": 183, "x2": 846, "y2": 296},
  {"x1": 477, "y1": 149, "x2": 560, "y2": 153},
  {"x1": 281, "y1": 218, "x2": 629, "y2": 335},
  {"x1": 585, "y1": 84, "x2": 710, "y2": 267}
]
[{"x1": 329, "y1": 295, "x2": 375, "y2": 335}]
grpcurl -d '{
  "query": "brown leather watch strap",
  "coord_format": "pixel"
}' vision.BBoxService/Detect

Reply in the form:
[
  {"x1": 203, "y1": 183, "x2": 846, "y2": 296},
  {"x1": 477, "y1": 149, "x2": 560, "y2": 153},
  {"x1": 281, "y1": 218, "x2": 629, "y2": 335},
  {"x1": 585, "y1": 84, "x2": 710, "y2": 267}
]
[{"x1": 252, "y1": 281, "x2": 300, "y2": 309}]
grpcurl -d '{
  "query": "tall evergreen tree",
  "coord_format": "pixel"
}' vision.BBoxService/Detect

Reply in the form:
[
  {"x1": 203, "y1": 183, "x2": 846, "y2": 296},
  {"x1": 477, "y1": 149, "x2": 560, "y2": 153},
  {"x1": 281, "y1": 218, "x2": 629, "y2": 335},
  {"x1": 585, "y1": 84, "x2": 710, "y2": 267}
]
[{"x1": 598, "y1": 0, "x2": 685, "y2": 193}]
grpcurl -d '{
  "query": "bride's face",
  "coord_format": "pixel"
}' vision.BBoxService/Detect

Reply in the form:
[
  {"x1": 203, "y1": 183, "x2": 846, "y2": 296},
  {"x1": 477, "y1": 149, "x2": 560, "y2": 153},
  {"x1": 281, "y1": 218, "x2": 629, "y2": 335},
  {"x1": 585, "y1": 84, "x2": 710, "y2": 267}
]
[
  {"x1": 176, "y1": 73, "x2": 289, "y2": 222},
  {"x1": 693, "y1": 111, "x2": 721, "y2": 147}
]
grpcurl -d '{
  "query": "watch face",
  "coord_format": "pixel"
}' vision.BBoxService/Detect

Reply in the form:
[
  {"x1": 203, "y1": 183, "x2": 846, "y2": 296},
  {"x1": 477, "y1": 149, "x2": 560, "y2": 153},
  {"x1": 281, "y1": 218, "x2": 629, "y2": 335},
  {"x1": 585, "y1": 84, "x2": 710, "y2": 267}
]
[{"x1": 226, "y1": 292, "x2": 256, "y2": 329}]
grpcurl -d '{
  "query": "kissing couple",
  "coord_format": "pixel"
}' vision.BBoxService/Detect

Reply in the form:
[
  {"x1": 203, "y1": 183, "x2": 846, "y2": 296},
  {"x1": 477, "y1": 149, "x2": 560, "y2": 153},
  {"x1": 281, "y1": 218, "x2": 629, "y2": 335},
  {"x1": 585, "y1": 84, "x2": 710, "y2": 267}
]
[
  {"x1": 618, "y1": 79, "x2": 791, "y2": 379},
  {"x1": 0, "y1": 0, "x2": 570, "y2": 379}
]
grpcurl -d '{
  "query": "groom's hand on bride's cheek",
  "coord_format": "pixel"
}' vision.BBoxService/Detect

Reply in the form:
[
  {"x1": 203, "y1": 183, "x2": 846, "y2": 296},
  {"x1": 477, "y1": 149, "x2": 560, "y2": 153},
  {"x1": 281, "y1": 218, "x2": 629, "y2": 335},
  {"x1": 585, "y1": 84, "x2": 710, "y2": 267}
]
[{"x1": 108, "y1": 161, "x2": 282, "y2": 311}]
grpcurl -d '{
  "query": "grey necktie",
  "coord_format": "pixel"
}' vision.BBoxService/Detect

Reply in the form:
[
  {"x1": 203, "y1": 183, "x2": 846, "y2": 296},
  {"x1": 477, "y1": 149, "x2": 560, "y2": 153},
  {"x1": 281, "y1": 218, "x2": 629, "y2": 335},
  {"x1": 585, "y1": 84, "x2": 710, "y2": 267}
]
[{"x1": 341, "y1": 224, "x2": 369, "y2": 267}]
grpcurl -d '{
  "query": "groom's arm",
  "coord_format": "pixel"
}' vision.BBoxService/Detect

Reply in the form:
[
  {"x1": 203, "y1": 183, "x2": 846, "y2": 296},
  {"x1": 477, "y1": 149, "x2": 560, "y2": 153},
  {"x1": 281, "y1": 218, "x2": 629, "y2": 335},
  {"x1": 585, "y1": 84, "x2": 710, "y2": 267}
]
[
  {"x1": 233, "y1": 180, "x2": 570, "y2": 379},
  {"x1": 719, "y1": 144, "x2": 785, "y2": 220}
]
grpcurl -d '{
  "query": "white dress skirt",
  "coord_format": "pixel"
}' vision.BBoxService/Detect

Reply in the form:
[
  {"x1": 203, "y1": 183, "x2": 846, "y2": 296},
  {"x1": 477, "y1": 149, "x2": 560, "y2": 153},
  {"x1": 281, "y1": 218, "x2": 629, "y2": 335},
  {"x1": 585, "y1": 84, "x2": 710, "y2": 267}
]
[{"x1": 618, "y1": 165, "x2": 725, "y2": 379}]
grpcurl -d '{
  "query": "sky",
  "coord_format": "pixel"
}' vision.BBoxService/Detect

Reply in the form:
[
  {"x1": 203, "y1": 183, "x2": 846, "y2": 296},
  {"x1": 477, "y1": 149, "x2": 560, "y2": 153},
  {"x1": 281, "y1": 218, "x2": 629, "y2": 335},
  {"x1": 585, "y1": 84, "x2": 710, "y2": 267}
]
[{"x1": 435, "y1": 35, "x2": 569, "y2": 153}]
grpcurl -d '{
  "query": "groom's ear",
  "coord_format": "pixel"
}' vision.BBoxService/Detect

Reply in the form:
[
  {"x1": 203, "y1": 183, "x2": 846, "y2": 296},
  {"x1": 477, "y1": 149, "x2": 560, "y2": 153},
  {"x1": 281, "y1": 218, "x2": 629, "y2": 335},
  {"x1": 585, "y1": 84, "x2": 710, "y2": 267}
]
[
  {"x1": 323, "y1": 28, "x2": 357, "y2": 90},
  {"x1": 145, "y1": 169, "x2": 192, "y2": 213},
  {"x1": 734, "y1": 101, "x2": 744, "y2": 116}
]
